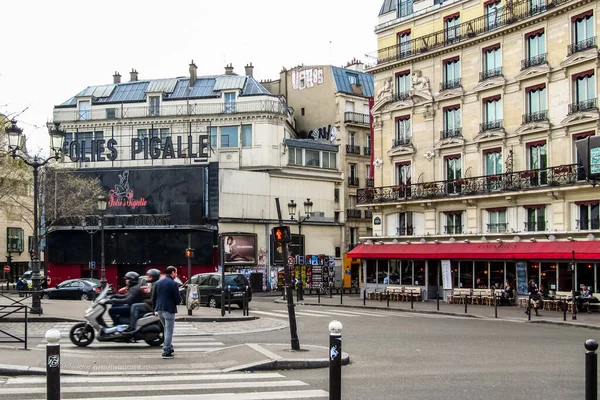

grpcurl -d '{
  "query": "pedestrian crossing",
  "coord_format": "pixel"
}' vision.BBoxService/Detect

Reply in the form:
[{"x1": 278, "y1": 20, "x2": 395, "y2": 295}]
[
  {"x1": 251, "y1": 307, "x2": 392, "y2": 319},
  {"x1": 36, "y1": 322, "x2": 224, "y2": 354},
  {"x1": 0, "y1": 372, "x2": 328, "y2": 399}
]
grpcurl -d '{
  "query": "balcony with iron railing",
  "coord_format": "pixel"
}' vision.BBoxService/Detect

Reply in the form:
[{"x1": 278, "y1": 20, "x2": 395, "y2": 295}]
[
  {"x1": 357, "y1": 163, "x2": 583, "y2": 205},
  {"x1": 487, "y1": 223, "x2": 509, "y2": 233},
  {"x1": 521, "y1": 53, "x2": 547, "y2": 70},
  {"x1": 522, "y1": 110, "x2": 548, "y2": 124},
  {"x1": 56, "y1": 99, "x2": 289, "y2": 122},
  {"x1": 524, "y1": 221, "x2": 547, "y2": 232},
  {"x1": 348, "y1": 177, "x2": 360, "y2": 187},
  {"x1": 347, "y1": 209, "x2": 362, "y2": 219},
  {"x1": 370, "y1": 0, "x2": 572, "y2": 66},
  {"x1": 576, "y1": 218, "x2": 600, "y2": 230},
  {"x1": 479, "y1": 67, "x2": 503, "y2": 81},
  {"x1": 444, "y1": 225, "x2": 463, "y2": 234},
  {"x1": 346, "y1": 145, "x2": 361, "y2": 155},
  {"x1": 363, "y1": 147, "x2": 372, "y2": 156},
  {"x1": 440, "y1": 128, "x2": 462, "y2": 140},
  {"x1": 568, "y1": 98, "x2": 597, "y2": 114},
  {"x1": 393, "y1": 137, "x2": 412, "y2": 147},
  {"x1": 396, "y1": 226, "x2": 415, "y2": 236},
  {"x1": 366, "y1": 178, "x2": 374, "y2": 188},
  {"x1": 344, "y1": 112, "x2": 370, "y2": 125},
  {"x1": 479, "y1": 120, "x2": 503, "y2": 132},
  {"x1": 567, "y1": 36, "x2": 597, "y2": 56},
  {"x1": 394, "y1": 91, "x2": 411, "y2": 102},
  {"x1": 440, "y1": 78, "x2": 462, "y2": 91}
]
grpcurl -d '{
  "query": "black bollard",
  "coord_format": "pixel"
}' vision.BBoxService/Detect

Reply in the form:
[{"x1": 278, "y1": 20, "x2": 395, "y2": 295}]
[
  {"x1": 221, "y1": 289, "x2": 225, "y2": 317},
  {"x1": 465, "y1": 296, "x2": 468, "y2": 314},
  {"x1": 527, "y1": 295, "x2": 531, "y2": 321},
  {"x1": 330, "y1": 282, "x2": 333, "y2": 299},
  {"x1": 564, "y1": 300, "x2": 567, "y2": 321},
  {"x1": 585, "y1": 339, "x2": 598, "y2": 400},
  {"x1": 243, "y1": 287, "x2": 247, "y2": 316},
  {"x1": 318, "y1": 288, "x2": 321, "y2": 304},
  {"x1": 227, "y1": 285, "x2": 231, "y2": 314},
  {"x1": 387, "y1": 290, "x2": 390, "y2": 307},
  {"x1": 410, "y1": 290, "x2": 414, "y2": 309},
  {"x1": 297, "y1": 284, "x2": 300, "y2": 303},
  {"x1": 437, "y1": 290, "x2": 440, "y2": 311},
  {"x1": 340, "y1": 287, "x2": 343, "y2": 305},
  {"x1": 299, "y1": 282, "x2": 304, "y2": 301},
  {"x1": 363, "y1": 289, "x2": 366, "y2": 306},
  {"x1": 494, "y1": 289, "x2": 498, "y2": 318},
  {"x1": 46, "y1": 329, "x2": 61, "y2": 400},
  {"x1": 329, "y1": 320, "x2": 343, "y2": 400}
]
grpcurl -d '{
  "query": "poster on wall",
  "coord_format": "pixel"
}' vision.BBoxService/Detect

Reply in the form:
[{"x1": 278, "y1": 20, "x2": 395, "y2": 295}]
[
  {"x1": 221, "y1": 233, "x2": 257, "y2": 266},
  {"x1": 441, "y1": 260, "x2": 452, "y2": 290}
]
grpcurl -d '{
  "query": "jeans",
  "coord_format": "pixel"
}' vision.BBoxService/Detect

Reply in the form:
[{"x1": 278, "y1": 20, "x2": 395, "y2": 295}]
[
  {"x1": 130, "y1": 303, "x2": 151, "y2": 329},
  {"x1": 158, "y1": 311, "x2": 175, "y2": 354},
  {"x1": 108, "y1": 305, "x2": 130, "y2": 326}
]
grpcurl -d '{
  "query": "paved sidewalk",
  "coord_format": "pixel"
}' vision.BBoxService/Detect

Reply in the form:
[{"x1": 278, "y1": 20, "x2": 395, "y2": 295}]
[{"x1": 282, "y1": 292, "x2": 600, "y2": 329}]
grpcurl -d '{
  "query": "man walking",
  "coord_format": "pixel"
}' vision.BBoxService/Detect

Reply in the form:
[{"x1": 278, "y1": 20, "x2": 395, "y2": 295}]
[{"x1": 152, "y1": 266, "x2": 181, "y2": 359}]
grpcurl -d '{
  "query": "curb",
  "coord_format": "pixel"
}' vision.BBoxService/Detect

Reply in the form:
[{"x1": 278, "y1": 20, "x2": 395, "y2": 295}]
[
  {"x1": 225, "y1": 354, "x2": 351, "y2": 372},
  {"x1": 1, "y1": 316, "x2": 259, "y2": 324}
]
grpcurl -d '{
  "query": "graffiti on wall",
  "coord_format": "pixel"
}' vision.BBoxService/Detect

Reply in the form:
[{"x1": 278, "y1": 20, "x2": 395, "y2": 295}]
[
  {"x1": 292, "y1": 68, "x2": 324, "y2": 90},
  {"x1": 309, "y1": 125, "x2": 337, "y2": 143}
]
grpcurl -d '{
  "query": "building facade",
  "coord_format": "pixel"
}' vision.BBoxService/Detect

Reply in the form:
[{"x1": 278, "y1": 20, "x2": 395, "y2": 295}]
[
  {"x1": 350, "y1": 0, "x2": 600, "y2": 299},
  {"x1": 262, "y1": 62, "x2": 374, "y2": 289},
  {"x1": 51, "y1": 62, "x2": 342, "y2": 291}
]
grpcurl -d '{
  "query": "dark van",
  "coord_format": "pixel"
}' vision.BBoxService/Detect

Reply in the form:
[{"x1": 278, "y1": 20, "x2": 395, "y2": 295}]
[{"x1": 180, "y1": 273, "x2": 252, "y2": 308}]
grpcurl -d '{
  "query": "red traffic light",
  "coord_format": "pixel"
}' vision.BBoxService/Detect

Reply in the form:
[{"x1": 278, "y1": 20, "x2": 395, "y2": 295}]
[
  {"x1": 185, "y1": 248, "x2": 194, "y2": 258},
  {"x1": 272, "y1": 226, "x2": 291, "y2": 243}
]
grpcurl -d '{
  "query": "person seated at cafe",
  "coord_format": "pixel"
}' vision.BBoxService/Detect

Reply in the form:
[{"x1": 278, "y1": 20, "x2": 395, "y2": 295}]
[
  {"x1": 527, "y1": 280, "x2": 541, "y2": 316},
  {"x1": 475, "y1": 278, "x2": 487, "y2": 288},
  {"x1": 577, "y1": 285, "x2": 599, "y2": 312},
  {"x1": 501, "y1": 281, "x2": 514, "y2": 306}
]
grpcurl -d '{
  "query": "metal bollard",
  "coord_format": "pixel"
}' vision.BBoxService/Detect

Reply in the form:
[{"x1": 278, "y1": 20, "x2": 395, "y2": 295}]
[
  {"x1": 340, "y1": 287, "x2": 343, "y2": 305},
  {"x1": 465, "y1": 296, "x2": 468, "y2": 314},
  {"x1": 494, "y1": 290, "x2": 498, "y2": 319},
  {"x1": 363, "y1": 289, "x2": 366, "y2": 306},
  {"x1": 227, "y1": 285, "x2": 231, "y2": 314},
  {"x1": 329, "y1": 320, "x2": 343, "y2": 400},
  {"x1": 46, "y1": 329, "x2": 61, "y2": 400},
  {"x1": 527, "y1": 295, "x2": 531, "y2": 321},
  {"x1": 564, "y1": 300, "x2": 567, "y2": 321},
  {"x1": 436, "y1": 290, "x2": 440, "y2": 311},
  {"x1": 585, "y1": 339, "x2": 598, "y2": 400},
  {"x1": 318, "y1": 288, "x2": 321, "y2": 304},
  {"x1": 330, "y1": 283, "x2": 333, "y2": 299},
  {"x1": 221, "y1": 289, "x2": 225, "y2": 317},
  {"x1": 386, "y1": 290, "x2": 389, "y2": 307},
  {"x1": 243, "y1": 287, "x2": 247, "y2": 316}
]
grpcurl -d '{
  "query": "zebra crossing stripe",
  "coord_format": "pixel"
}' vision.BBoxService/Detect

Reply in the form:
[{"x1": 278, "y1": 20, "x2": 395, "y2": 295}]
[
  {"x1": 303, "y1": 309, "x2": 389, "y2": 317},
  {"x1": 251, "y1": 310, "x2": 296, "y2": 318},
  {"x1": 56, "y1": 390, "x2": 329, "y2": 400}
]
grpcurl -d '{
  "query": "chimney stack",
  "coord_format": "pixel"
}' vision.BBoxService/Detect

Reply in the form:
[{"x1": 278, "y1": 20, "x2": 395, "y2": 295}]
[
  {"x1": 244, "y1": 62, "x2": 254, "y2": 77},
  {"x1": 130, "y1": 69, "x2": 138, "y2": 82},
  {"x1": 113, "y1": 71, "x2": 121, "y2": 84},
  {"x1": 224, "y1": 63, "x2": 234, "y2": 75},
  {"x1": 189, "y1": 60, "x2": 197, "y2": 87}
]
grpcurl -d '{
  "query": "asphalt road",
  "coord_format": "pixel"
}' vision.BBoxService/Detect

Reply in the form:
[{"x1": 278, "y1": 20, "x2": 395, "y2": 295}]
[{"x1": 235, "y1": 297, "x2": 598, "y2": 400}]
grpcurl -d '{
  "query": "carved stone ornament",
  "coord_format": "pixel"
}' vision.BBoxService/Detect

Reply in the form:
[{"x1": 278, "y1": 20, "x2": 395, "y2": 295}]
[
  {"x1": 423, "y1": 104, "x2": 435, "y2": 118},
  {"x1": 373, "y1": 157, "x2": 383, "y2": 168},
  {"x1": 423, "y1": 150, "x2": 435, "y2": 162},
  {"x1": 409, "y1": 70, "x2": 433, "y2": 103},
  {"x1": 373, "y1": 116, "x2": 383, "y2": 128}
]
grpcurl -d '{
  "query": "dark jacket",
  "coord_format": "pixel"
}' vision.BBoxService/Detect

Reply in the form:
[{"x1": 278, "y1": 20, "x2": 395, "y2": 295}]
[
  {"x1": 152, "y1": 276, "x2": 180, "y2": 314},
  {"x1": 111, "y1": 283, "x2": 145, "y2": 305}
]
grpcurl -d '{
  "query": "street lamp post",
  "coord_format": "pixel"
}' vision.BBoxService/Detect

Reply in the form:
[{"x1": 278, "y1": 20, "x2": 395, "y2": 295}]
[
  {"x1": 96, "y1": 196, "x2": 108, "y2": 289},
  {"x1": 287, "y1": 199, "x2": 313, "y2": 298},
  {"x1": 6, "y1": 120, "x2": 65, "y2": 315},
  {"x1": 81, "y1": 218, "x2": 99, "y2": 279}
]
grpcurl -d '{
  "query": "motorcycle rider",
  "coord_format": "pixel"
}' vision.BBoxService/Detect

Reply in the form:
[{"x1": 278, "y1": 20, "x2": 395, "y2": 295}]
[
  {"x1": 106, "y1": 271, "x2": 145, "y2": 327},
  {"x1": 127, "y1": 269, "x2": 161, "y2": 332}
]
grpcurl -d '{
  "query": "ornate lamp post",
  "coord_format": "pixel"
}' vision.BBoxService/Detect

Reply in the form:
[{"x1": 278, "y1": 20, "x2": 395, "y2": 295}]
[
  {"x1": 96, "y1": 195, "x2": 108, "y2": 289},
  {"x1": 287, "y1": 199, "x2": 313, "y2": 299},
  {"x1": 6, "y1": 120, "x2": 65, "y2": 314}
]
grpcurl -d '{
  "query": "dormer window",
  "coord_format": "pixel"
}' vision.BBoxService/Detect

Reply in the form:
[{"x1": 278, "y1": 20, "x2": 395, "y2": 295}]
[
  {"x1": 149, "y1": 96, "x2": 160, "y2": 116},
  {"x1": 224, "y1": 92, "x2": 237, "y2": 113},
  {"x1": 78, "y1": 100, "x2": 90, "y2": 121},
  {"x1": 348, "y1": 74, "x2": 358, "y2": 85}
]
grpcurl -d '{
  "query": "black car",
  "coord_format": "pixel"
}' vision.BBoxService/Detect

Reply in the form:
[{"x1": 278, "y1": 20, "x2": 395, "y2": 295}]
[
  {"x1": 41, "y1": 279, "x2": 99, "y2": 301},
  {"x1": 180, "y1": 273, "x2": 252, "y2": 308}
]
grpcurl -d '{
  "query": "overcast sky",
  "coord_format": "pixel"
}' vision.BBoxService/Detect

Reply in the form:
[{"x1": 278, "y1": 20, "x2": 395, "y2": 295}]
[{"x1": 2, "y1": 0, "x2": 381, "y2": 153}]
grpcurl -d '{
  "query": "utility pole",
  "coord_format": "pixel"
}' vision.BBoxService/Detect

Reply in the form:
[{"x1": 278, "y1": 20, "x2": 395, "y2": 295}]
[{"x1": 275, "y1": 198, "x2": 300, "y2": 350}]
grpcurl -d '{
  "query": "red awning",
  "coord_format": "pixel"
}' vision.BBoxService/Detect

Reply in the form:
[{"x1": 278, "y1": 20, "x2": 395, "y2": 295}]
[{"x1": 348, "y1": 241, "x2": 600, "y2": 261}]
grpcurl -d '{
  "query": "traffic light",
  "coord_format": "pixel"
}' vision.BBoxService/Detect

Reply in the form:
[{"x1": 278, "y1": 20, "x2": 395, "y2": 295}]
[
  {"x1": 272, "y1": 226, "x2": 291, "y2": 244},
  {"x1": 185, "y1": 248, "x2": 195, "y2": 258},
  {"x1": 29, "y1": 249, "x2": 36, "y2": 260}
]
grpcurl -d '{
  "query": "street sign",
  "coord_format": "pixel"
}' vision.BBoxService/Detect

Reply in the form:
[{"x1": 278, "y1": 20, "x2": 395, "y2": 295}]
[
  {"x1": 3, "y1": 265, "x2": 10, "y2": 273},
  {"x1": 287, "y1": 256, "x2": 295, "y2": 267},
  {"x1": 89, "y1": 261, "x2": 96, "y2": 270}
]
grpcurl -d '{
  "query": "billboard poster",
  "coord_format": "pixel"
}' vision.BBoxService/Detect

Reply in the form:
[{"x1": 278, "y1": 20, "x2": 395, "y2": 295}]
[{"x1": 221, "y1": 233, "x2": 257, "y2": 266}]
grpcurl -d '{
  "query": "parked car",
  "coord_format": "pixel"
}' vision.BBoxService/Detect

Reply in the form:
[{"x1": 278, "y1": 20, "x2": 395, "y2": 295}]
[
  {"x1": 179, "y1": 273, "x2": 252, "y2": 308},
  {"x1": 80, "y1": 278, "x2": 115, "y2": 294},
  {"x1": 41, "y1": 279, "x2": 100, "y2": 301}
]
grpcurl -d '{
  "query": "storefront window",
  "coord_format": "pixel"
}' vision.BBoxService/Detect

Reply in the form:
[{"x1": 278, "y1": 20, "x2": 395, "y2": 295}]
[
  {"x1": 428, "y1": 260, "x2": 440, "y2": 286},
  {"x1": 541, "y1": 262, "x2": 557, "y2": 292},
  {"x1": 475, "y1": 261, "x2": 488, "y2": 288},
  {"x1": 505, "y1": 262, "x2": 516, "y2": 288},
  {"x1": 490, "y1": 262, "x2": 504, "y2": 289},
  {"x1": 414, "y1": 260, "x2": 425, "y2": 285},
  {"x1": 558, "y1": 262, "x2": 572, "y2": 291},
  {"x1": 366, "y1": 260, "x2": 376, "y2": 283},
  {"x1": 528, "y1": 261, "x2": 540, "y2": 285},
  {"x1": 390, "y1": 260, "x2": 400, "y2": 284},
  {"x1": 401, "y1": 260, "x2": 413, "y2": 286},
  {"x1": 451, "y1": 261, "x2": 459, "y2": 288},
  {"x1": 377, "y1": 260, "x2": 389, "y2": 284},
  {"x1": 460, "y1": 261, "x2": 473, "y2": 288},
  {"x1": 578, "y1": 263, "x2": 595, "y2": 291}
]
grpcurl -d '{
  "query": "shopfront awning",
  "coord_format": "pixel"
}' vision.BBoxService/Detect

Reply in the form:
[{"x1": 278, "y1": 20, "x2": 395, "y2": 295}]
[{"x1": 348, "y1": 241, "x2": 600, "y2": 261}]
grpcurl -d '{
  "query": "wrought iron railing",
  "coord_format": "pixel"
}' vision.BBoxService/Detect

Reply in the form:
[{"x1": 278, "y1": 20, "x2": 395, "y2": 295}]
[
  {"x1": 567, "y1": 36, "x2": 596, "y2": 56},
  {"x1": 440, "y1": 78, "x2": 462, "y2": 91},
  {"x1": 487, "y1": 223, "x2": 509, "y2": 233},
  {"x1": 479, "y1": 67, "x2": 503, "y2": 81},
  {"x1": 576, "y1": 218, "x2": 600, "y2": 230},
  {"x1": 366, "y1": 178, "x2": 374, "y2": 188},
  {"x1": 521, "y1": 53, "x2": 547, "y2": 70},
  {"x1": 522, "y1": 110, "x2": 548, "y2": 124},
  {"x1": 393, "y1": 137, "x2": 412, "y2": 147},
  {"x1": 568, "y1": 98, "x2": 597, "y2": 114},
  {"x1": 372, "y1": 0, "x2": 571, "y2": 65},
  {"x1": 396, "y1": 226, "x2": 415, "y2": 236},
  {"x1": 357, "y1": 163, "x2": 583, "y2": 204},
  {"x1": 440, "y1": 128, "x2": 462, "y2": 140},
  {"x1": 394, "y1": 91, "x2": 411, "y2": 102},
  {"x1": 524, "y1": 221, "x2": 547, "y2": 231},
  {"x1": 479, "y1": 120, "x2": 503, "y2": 132},
  {"x1": 344, "y1": 112, "x2": 370, "y2": 125},
  {"x1": 364, "y1": 147, "x2": 372, "y2": 156},
  {"x1": 347, "y1": 209, "x2": 362, "y2": 219},
  {"x1": 57, "y1": 99, "x2": 289, "y2": 122},
  {"x1": 346, "y1": 145, "x2": 361, "y2": 155},
  {"x1": 348, "y1": 177, "x2": 360, "y2": 187},
  {"x1": 444, "y1": 225, "x2": 463, "y2": 234}
]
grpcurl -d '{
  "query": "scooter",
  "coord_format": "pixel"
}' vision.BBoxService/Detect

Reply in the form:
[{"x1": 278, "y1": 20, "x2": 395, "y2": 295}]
[{"x1": 69, "y1": 285, "x2": 164, "y2": 347}]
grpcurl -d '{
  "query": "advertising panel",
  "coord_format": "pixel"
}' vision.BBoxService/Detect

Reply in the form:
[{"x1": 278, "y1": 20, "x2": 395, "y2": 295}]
[{"x1": 221, "y1": 233, "x2": 257, "y2": 266}]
